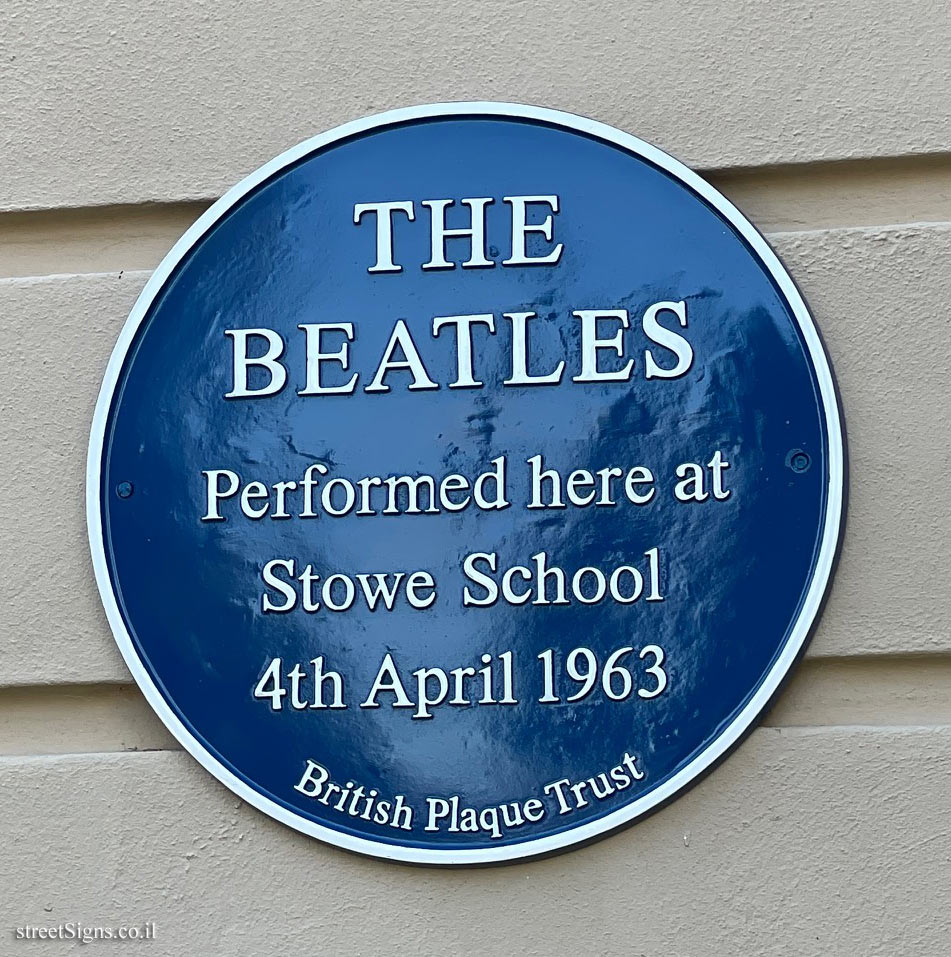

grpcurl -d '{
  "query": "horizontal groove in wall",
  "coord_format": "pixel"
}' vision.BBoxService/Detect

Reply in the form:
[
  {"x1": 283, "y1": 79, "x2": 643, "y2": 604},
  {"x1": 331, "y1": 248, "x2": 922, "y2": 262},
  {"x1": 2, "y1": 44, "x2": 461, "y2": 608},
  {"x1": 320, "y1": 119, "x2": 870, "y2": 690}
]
[
  {"x1": 1, "y1": 657, "x2": 951, "y2": 758},
  {"x1": 0, "y1": 201, "x2": 211, "y2": 281},
  {"x1": 709, "y1": 153, "x2": 951, "y2": 233},
  {"x1": 0, "y1": 684, "x2": 178, "y2": 757},
  {"x1": 760, "y1": 656, "x2": 951, "y2": 729},
  {"x1": 1, "y1": 156, "x2": 951, "y2": 280}
]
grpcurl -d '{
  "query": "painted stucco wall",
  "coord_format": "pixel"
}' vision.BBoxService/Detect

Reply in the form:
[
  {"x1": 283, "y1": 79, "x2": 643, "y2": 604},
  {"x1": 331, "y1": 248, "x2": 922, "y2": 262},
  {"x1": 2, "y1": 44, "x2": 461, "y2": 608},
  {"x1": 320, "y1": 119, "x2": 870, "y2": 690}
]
[{"x1": 1, "y1": 2, "x2": 950, "y2": 953}]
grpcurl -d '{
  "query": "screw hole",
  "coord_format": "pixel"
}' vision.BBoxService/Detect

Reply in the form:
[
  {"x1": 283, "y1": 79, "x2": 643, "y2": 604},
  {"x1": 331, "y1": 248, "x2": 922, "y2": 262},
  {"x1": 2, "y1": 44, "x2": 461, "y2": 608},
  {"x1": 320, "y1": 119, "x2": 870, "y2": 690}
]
[{"x1": 786, "y1": 450, "x2": 811, "y2": 473}]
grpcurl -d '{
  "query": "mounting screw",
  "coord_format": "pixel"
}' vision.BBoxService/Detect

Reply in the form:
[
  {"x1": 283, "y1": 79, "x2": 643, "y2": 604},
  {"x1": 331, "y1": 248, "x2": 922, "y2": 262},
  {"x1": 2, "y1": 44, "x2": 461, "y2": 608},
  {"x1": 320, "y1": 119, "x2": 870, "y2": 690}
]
[
  {"x1": 116, "y1": 481, "x2": 134, "y2": 499},
  {"x1": 786, "y1": 450, "x2": 811, "y2": 474}
]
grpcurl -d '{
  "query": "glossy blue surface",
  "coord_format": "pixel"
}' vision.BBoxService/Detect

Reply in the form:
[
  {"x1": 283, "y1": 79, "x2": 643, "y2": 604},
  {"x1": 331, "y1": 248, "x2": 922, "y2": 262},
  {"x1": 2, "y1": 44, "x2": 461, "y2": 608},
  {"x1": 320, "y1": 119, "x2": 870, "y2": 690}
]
[{"x1": 99, "y1": 115, "x2": 834, "y2": 855}]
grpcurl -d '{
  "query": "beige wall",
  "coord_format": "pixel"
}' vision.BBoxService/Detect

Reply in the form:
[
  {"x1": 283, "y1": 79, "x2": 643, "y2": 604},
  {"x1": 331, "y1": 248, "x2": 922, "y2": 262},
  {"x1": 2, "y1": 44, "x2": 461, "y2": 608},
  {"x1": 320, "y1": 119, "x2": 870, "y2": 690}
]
[{"x1": 2, "y1": 2, "x2": 950, "y2": 953}]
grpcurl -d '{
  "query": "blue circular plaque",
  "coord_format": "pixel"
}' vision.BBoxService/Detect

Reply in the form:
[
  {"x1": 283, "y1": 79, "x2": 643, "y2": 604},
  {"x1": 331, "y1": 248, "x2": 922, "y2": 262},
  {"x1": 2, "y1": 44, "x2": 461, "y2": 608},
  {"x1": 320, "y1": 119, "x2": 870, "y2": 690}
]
[{"x1": 88, "y1": 104, "x2": 845, "y2": 864}]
